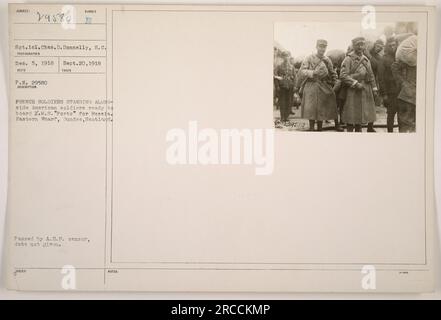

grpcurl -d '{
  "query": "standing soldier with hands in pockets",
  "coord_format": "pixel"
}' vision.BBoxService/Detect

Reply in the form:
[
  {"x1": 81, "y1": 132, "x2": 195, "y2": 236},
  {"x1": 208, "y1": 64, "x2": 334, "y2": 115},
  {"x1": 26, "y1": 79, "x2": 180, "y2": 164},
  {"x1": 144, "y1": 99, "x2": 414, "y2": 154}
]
[
  {"x1": 379, "y1": 37, "x2": 399, "y2": 132},
  {"x1": 274, "y1": 51, "x2": 296, "y2": 124}
]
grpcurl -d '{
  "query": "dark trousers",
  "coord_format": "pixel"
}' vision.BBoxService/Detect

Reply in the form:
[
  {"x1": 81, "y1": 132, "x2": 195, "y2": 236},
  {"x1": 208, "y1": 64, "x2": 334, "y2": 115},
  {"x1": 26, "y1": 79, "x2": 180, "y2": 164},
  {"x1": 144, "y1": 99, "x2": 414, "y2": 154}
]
[
  {"x1": 278, "y1": 89, "x2": 292, "y2": 122},
  {"x1": 336, "y1": 98, "x2": 345, "y2": 123},
  {"x1": 397, "y1": 99, "x2": 416, "y2": 133},
  {"x1": 384, "y1": 95, "x2": 399, "y2": 132}
]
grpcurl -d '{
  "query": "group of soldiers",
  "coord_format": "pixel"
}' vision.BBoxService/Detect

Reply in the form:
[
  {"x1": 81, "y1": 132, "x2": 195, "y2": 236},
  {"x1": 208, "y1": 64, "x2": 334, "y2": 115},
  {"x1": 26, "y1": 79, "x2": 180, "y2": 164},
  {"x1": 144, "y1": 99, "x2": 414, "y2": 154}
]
[{"x1": 274, "y1": 33, "x2": 417, "y2": 133}]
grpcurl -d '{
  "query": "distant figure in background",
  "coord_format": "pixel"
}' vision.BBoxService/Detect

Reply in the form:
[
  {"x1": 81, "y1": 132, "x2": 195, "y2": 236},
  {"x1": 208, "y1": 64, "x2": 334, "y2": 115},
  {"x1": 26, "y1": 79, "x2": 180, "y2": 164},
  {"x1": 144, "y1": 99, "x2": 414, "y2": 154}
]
[
  {"x1": 379, "y1": 37, "x2": 399, "y2": 132},
  {"x1": 335, "y1": 44, "x2": 354, "y2": 123},
  {"x1": 340, "y1": 37, "x2": 379, "y2": 132},
  {"x1": 326, "y1": 49, "x2": 346, "y2": 131},
  {"x1": 379, "y1": 25, "x2": 395, "y2": 43},
  {"x1": 274, "y1": 51, "x2": 296, "y2": 123},
  {"x1": 297, "y1": 39, "x2": 338, "y2": 131},
  {"x1": 273, "y1": 47, "x2": 280, "y2": 109},
  {"x1": 366, "y1": 39, "x2": 385, "y2": 132},
  {"x1": 369, "y1": 39, "x2": 385, "y2": 85},
  {"x1": 288, "y1": 56, "x2": 297, "y2": 114}
]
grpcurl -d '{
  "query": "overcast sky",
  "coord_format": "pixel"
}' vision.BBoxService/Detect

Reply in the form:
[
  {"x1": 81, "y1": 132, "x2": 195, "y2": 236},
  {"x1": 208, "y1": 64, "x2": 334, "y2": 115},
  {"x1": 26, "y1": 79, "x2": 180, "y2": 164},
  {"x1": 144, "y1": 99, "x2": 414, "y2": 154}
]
[{"x1": 274, "y1": 22, "x2": 396, "y2": 59}]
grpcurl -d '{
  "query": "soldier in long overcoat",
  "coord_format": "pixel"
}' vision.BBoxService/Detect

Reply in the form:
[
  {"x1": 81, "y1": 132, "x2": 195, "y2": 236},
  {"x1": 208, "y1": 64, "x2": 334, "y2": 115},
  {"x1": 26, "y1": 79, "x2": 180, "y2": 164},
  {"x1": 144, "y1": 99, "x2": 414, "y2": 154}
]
[
  {"x1": 340, "y1": 37, "x2": 379, "y2": 132},
  {"x1": 297, "y1": 39, "x2": 338, "y2": 131}
]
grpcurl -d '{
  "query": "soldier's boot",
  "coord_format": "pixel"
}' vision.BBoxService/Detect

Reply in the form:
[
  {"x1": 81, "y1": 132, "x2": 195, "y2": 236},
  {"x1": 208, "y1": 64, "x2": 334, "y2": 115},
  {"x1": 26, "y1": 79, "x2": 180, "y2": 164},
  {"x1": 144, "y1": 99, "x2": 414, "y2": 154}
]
[
  {"x1": 308, "y1": 120, "x2": 315, "y2": 131},
  {"x1": 367, "y1": 122, "x2": 376, "y2": 132},
  {"x1": 355, "y1": 124, "x2": 362, "y2": 132},
  {"x1": 334, "y1": 119, "x2": 344, "y2": 132},
  {"x1": 317, "y1": 121, "x2": 323, "y2": 132},
  {"x1": 346, "y1": 124, "x2": 354, "y2": 132}
]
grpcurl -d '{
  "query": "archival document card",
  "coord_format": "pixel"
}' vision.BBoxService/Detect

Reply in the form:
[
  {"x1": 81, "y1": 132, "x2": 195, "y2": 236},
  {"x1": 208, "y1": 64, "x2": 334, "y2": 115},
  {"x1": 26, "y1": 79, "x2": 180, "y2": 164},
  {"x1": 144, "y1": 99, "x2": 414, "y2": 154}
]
[{"x1": 4, "y1": 4, "x2": 437, "y2": 292}]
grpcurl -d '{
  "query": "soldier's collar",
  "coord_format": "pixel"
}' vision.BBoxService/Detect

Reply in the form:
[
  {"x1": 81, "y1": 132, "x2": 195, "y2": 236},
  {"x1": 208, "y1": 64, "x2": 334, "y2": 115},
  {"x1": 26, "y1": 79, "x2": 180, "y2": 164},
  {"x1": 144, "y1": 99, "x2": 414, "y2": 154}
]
[
  {"x1": 314, "y1": 53, "x2": 325, "y2": 60},
  {"x1": 349, "y1": 52, "x2": 367, "y2": 60}
]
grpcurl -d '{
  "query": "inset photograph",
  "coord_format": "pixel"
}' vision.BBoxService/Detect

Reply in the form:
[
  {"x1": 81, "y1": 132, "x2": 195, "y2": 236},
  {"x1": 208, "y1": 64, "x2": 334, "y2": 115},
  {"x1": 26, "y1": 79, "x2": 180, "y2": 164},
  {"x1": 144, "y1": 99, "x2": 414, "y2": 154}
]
[{"x1": 273, "y1": 21, "x2": 417, "y2": 132}]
